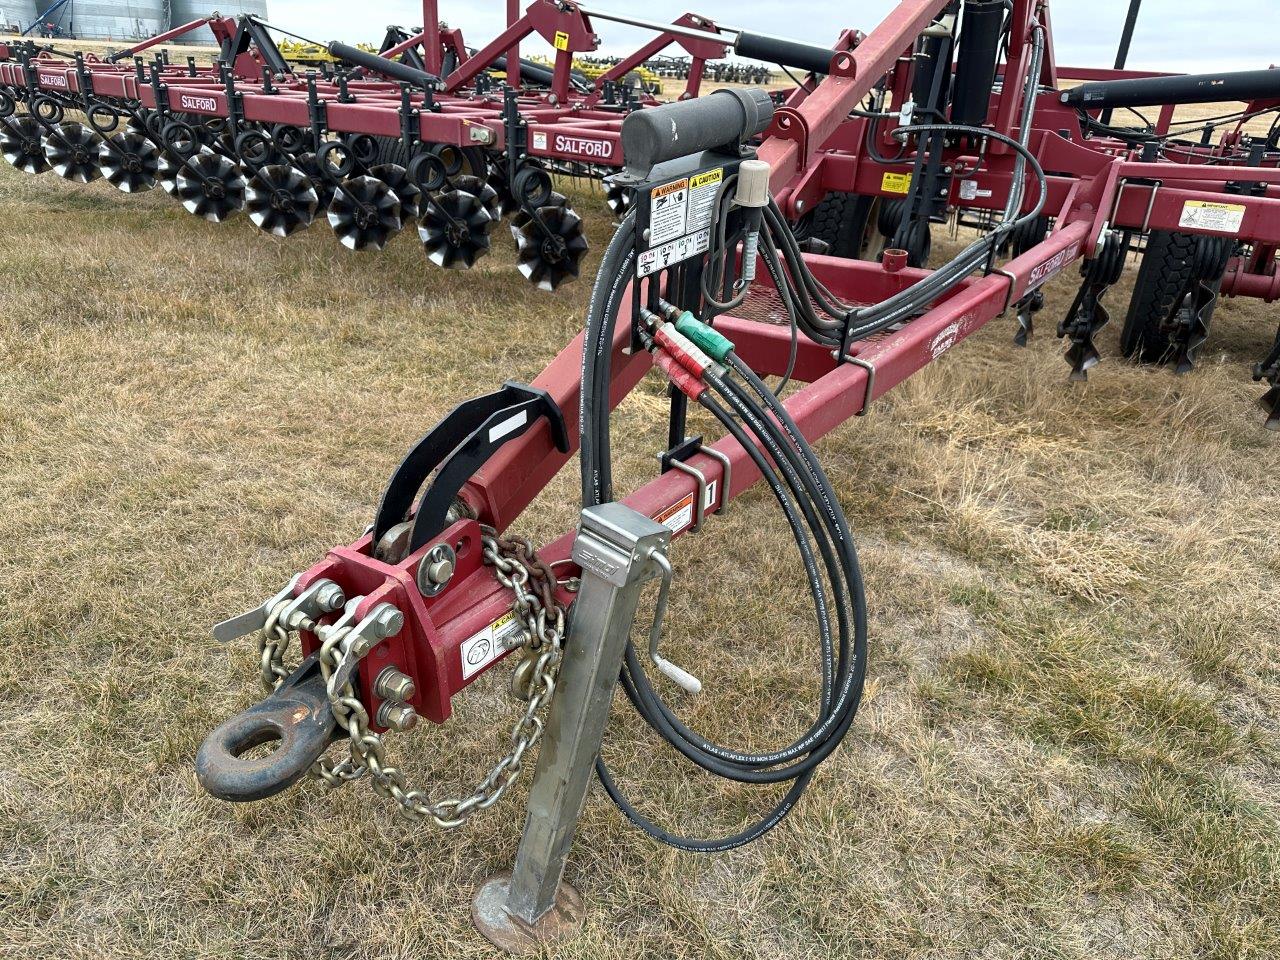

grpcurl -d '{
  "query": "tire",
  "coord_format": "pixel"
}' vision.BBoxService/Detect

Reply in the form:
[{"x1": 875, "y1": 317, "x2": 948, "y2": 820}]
[
  {"x1": 1000, "y1": 214, "x2": 1051, "y2": 258},
  {"x1": 1121, "y1": 231, "x2": 1227, "y2": 363},
  {"x1": 805, "y1": 192, "x2": 875, "y2": 259}
]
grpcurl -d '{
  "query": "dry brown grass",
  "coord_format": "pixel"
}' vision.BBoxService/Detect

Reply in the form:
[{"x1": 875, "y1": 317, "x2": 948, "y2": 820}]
[{"x1": 1, "y1": 132, "x2": 1279, "y2": 960}]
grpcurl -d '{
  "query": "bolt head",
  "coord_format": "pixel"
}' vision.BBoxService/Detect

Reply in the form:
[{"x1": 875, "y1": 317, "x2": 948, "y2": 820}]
[
  {"x1": 372, "y1": 604, "x2": 404, "y2": 638},
  {"x1": 376, "y1": 667, "x2": 416, "y2": 702},
  {"x1": 378, "y1": 702, "x2": 418, "y2": 732}
]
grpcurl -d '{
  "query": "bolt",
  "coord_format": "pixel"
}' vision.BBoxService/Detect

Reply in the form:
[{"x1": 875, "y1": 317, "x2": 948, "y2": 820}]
[
  {"x1": 377, "y1": 702, "x2": 419, "y2": 732},
  {"x1": 316, "y1": 581, "x2": 346, "y2": 612},
  {"x1": 375, "y1": 667, "x2": 416, "y2": 702},
  {"x1": 795, "y1": 200, "x2": 805, "y2": 214},
  {"x1": 370, "y1": 603, "x2": 404, "y2": 638}
]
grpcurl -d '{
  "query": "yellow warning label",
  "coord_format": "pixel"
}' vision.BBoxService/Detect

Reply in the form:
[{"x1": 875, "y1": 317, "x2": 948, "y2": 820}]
[
  {"x1": 1178, "y1": 199, "x2": 1246, "y2": 233},
  {"x1": 690, "y1": 169, "x2": 723, "y2": 190},
  {"x1": 882, "y1": 172, "x2": 912, "y2": 194},
  {"x1": 554, "y1": 30, "x2": 570, "y2": 50}
]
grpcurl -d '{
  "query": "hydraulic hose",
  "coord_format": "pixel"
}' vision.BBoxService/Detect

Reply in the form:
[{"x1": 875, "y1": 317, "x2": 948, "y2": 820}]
[{"x1": 580, "y1": 223, "x2": 867, "y2": 851}]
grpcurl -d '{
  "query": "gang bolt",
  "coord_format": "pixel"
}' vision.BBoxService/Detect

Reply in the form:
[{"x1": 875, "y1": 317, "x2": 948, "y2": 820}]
[
  {"x1": 371, "y1": 603, "x2": 404, "y2": 638},
  {"x1": 375, "y1": 667, "x2": 416, "y2": 703},
  {"x1": 316, "y1": 581, "x2": 346, "y2": 612},
  {"x1": 377, "y1": 702, "x2": 419, "y2": 732}
]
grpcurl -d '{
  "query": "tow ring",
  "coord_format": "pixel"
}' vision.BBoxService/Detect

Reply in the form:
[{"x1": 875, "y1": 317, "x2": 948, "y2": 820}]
[{"x1": 196, "y1": 653, "x2": 339, "y2": 802}]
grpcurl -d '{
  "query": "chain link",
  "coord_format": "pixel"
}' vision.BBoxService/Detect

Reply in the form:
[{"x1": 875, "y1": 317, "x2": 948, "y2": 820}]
[{"x1": 255, "y1": 528, "x2": 565, "y2": 827}]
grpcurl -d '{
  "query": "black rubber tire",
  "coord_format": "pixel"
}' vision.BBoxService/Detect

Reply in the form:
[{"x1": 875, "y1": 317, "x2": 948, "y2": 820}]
[
  {"x1": 1120, "y1": 231, "x2": 1225, "y2": 364},
  {"x1": 804, "y1": 192, "x2": 874, "y2": 259},
  {"x1": 1000, "y1": 214, "x2": 1051, "y2": 258}
]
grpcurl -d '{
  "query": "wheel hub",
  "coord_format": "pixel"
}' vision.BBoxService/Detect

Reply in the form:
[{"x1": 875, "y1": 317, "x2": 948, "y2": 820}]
[{"x1": 541, "y1": 235, "x2": 567, "y2": 262}]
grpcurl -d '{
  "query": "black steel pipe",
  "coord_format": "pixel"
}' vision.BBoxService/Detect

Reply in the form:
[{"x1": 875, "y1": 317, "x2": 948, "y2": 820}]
[
  {"x1": 327, "y1": 41, "x2": 438, "y2": 87},
  {"x1": 1063, "y1": 68, "x2": 1280, "y2": 110},
  {"x1": 732, "y1": 31, "x2": 836, "y2": 75}
]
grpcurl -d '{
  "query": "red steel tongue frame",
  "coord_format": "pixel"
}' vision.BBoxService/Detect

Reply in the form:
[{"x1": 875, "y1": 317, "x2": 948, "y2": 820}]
[{"x1": 53, "y1": 0, "x2": 1270, "y2": 950}]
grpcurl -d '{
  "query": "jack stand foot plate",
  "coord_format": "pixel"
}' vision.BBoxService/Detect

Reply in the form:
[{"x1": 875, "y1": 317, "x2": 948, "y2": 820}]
[{"x1": 472, "y1": 872, "x2": 585, "y2": 955}]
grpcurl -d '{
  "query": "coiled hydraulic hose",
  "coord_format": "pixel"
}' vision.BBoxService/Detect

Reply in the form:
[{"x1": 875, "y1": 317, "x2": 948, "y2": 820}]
[{"x1": 581, "y1": 220, "x2": 868, "y2": 851}]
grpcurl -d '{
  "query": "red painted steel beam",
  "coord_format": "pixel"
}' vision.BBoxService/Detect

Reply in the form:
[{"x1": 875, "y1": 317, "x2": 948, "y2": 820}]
[{"x1": 758, "y1": 0, "x2": 949, "y2": 195}]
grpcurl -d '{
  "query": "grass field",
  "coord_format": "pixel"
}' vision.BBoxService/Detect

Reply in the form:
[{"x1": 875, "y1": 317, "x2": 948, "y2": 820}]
[{"x1": 2, "y1": 113, "x2": 1280, "y2": 958}]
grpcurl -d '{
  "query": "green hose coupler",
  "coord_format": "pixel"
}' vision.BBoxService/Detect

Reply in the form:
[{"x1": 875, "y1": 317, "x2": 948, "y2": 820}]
[{"x1": 674, "y1": 312, "x2": 734, "y2": 362}]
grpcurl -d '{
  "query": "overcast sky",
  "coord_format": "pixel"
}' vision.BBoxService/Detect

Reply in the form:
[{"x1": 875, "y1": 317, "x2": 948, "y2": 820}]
[{"x1": 266, "y1": 0, "x2": 1275, "y2": 74}]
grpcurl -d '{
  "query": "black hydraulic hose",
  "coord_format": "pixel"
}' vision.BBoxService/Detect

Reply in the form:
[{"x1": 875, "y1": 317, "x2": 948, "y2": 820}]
[
  {"x1": 580, "y1": 220, "x2": 867, "y2": 850},
  {"x1": 756, "y1": 22, "x2": 1049, "y2": 348},
  {"x1": 580, "y1": 212, "x2": 637, "y2": 507},
  {"x1": 594, "y1": 359, "x2": 865, "y2": 849}
]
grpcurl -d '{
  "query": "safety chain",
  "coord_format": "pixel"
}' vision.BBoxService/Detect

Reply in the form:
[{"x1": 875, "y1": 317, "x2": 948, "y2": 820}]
[{"x1": 255, "y1": 528, "x2": 566, "y2": 827}]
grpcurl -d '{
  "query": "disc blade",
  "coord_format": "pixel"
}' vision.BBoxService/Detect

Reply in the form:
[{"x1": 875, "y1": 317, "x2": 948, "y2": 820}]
[
  {"x1": 42, "y1": 121, "x2": 103, "y2": 183},
  {"x1": 98, "y1": 131, "x2": 159, "y2": 193},
  {"x1": 326, "y1": 175, "x2": 403, "y2": 251},
  {"x1": 1, "y1": 116, "x2": 51, "y2": 175},
  {"x1": 246, "y1": 163, "x2": 319, "y2": 238}
]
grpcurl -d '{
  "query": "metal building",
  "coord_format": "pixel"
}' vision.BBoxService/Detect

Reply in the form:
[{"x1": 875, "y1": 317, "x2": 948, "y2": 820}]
[
  {"x1": 1, "y1": 1, "x2": 44, "y2": 34},
  {"x1": 72, "y1": 0, "x2": 167, "y2": 40},
  {"x1": 169, "y1": 0, "x2": 268, "y2": 44}
]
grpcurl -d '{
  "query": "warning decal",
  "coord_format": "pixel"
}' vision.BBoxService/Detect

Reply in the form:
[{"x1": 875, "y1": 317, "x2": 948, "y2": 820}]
[
  {"x1": 652, "y1": 479, "x2": 719, "y2": 533},
  {"x1": 1178, "y1": 200, "x2": 1245, "y2": 233},
  {"x1": 655, "y1": 492, "x2": 696, "y2": 533},
  {"x1": 882, "y1": 172, "x2": 912, "y2": 194},
  {"x1": 460, "y1": 611, "x2": 526, "y2": 680},
  {"x1": 554, "y1": 30, "x2": 570, "y2": 50},
  {"x1": 685, "y1": 167, "x2": 723, "y2": 234},
  {"x1": 649, "y1": 177, "x2": 689, "y2": 244}
]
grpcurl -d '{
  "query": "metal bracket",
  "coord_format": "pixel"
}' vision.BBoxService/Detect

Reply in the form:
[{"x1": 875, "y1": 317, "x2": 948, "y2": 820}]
[
  {"x1": 373, "y1": 381, "x2": 570, "y2": 554},
  {"x1": 992, "y1": 267, "x2": 1017, "y2": 316},
  {"x1": 832, "y1": 354, "x2": 877, "y2": 416},
  {"x1": 474, "y1": 503, "x2": 672, "y2": 954},
  {"x1": 660, "y1": 443, "x2": 732, "y2": 532}
]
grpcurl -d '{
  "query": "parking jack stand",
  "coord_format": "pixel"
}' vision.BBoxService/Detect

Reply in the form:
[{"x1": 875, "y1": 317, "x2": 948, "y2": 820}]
[{"x1": 473, "y1": 502, "x2": 672, "y2": 954}]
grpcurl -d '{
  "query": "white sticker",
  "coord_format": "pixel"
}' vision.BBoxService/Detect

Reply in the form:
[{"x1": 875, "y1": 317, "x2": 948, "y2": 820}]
[
  {"x1": 959, "y1": 180, "x2": 992, "y2": 200},
  {"x1": 685, "y1": 168, "x2": 723, "y2": 234},
  {"x1": 638, "y1": 228, "x2": 710, "y2": 277},
  {"x1": 655, "y1": 492, "x2": 696, "y2": 533},
  {"x1": 488, "y1": 409, "x2": 527, "y2": 444},
  {"x1": 460, "y1": 611, "x2": 525, "y2": 680},
  {"x1": 654, "y1": 479, "x2": 718, "y2": 534},
  {"x1": 531, "y1": 131, "x2": 548, "y2": 150},
  {"x1": 649, "y1": 177, "x2": 690, "y2": 245},
  {"x1": 1178, "y1": 200, "x2": 1245, "y2": 233}
]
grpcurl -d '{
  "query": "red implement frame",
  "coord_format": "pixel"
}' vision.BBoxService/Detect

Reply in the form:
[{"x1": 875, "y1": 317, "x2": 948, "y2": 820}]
[{"x1": 233, "y1": 0, "x2": 1279, "y2": 730}]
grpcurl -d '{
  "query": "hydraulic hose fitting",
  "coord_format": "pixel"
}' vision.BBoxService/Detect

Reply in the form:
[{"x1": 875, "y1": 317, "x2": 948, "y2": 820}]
[{"x1": 735, "y1": 158, "x2": 770, "y2": 284}]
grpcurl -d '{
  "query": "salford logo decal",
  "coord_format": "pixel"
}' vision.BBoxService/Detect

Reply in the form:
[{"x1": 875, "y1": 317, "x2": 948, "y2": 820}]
[
  {"x1": 1028, "y1": 241, "x2": 1082, "y2": 290},
  {"x1": 552, "y1": 134, "x2": 612, "y2": 159},
  {"x1": 929, "y1": 321, "x2": 962, "y2": 360},
  {"x1": 179, "y1": 94, "x2": 219, "y2": 113},
  {"x1": 40, "y1": 72, "x2": 69, "y2": 88}
]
